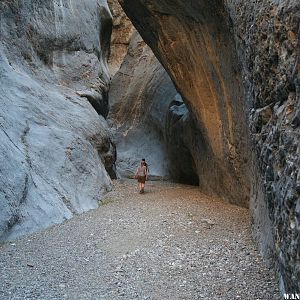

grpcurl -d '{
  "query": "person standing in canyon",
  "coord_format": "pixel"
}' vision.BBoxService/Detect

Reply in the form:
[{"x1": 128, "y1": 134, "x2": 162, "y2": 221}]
[{"x1": 135, "y1": 159, "x2": 148, "y2": 194}]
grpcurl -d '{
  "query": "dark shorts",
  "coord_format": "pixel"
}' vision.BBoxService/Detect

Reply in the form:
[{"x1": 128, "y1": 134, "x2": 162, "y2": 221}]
[{"x1": 137, "y1": 175, "x2": 146, "y2": 183}]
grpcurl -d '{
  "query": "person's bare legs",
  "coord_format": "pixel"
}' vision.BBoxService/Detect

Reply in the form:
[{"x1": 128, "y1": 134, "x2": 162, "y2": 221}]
[{"x1": 138, "y1": 183, "x2": 145, "y2": 194}]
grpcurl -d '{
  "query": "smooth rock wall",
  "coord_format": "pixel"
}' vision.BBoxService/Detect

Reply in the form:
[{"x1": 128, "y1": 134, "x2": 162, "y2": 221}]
[
  {"x1": 107, "y1": 0, "x2": 134, "y2": 76},
  {"x1": 109, "y1": 30, "x2": 200, "y2": 184},
  {"x1": 108, "y1": 32, "x2": 173, "y2": 178},
  {"x1": 0, "y1": 0, "x2": 115, "y2": 241}
]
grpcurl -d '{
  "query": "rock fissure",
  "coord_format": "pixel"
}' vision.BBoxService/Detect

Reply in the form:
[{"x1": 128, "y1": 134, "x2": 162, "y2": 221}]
[
  {"x1": 20, "y1": 174, "x2": 29, "y2": 205},
  {"x1": 0, "y1": 126, "x2": 24, "y2": 154},
  {"x1": 21, "y1": 122, "x2": 31, "y2": 168}
]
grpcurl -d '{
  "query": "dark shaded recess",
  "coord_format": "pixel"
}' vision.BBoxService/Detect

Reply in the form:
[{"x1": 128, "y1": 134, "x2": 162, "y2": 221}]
[
  {"x1": 98, "y1": 5, "x2": 113, "y2": 63},
  {"x1": 100, "y1": 90, "x2": 109, "y2": 119},
  {"x1": 103, "y1": 140, "x2": 117, "y2": 179},
  {"x1": 89, "y1": 132, "x2": 117, "y2": 180},
  {"x1": 84, "y1": 91, "x2": 109, "y2": 119},
  {"x1": 166, "y1": 99, "x2": 199, "y2": 186}
]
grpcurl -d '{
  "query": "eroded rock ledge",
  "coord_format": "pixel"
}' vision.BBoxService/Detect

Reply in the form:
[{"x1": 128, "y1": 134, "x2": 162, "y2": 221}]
[{"x1": 118, "y1": 0, "x2": 250, "y2": 206}]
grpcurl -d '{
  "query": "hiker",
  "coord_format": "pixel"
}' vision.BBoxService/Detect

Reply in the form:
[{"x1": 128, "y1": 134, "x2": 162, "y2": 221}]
[{"x1": 135, "y1": 159, "x2": 148, "y2": 194}]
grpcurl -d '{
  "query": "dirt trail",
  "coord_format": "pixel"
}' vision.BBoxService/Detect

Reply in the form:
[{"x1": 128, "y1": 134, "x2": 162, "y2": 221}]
[{"x1": 0, "y1": 180, "x2": 279, "y2": 299}]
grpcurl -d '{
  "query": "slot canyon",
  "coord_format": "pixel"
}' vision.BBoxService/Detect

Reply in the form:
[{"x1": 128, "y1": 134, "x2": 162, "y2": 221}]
[{"x1": 0, "y1": 0, "x2": 299, "y2": 298}]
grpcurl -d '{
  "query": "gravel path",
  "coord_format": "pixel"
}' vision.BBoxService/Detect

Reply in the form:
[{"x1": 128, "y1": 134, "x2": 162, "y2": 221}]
[{"x1": 0, "y1": 180, "x2": 280, "y2": 299}]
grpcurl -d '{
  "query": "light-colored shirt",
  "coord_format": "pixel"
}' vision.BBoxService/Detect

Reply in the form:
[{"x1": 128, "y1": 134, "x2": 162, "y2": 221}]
[{"x1": 136, "y1": 166, "x2": 146, "y2": 176}]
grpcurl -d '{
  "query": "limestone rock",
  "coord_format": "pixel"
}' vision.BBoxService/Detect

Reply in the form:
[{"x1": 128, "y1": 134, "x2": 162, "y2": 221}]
[
  {"x1": 118, "y1": 0, "x2": 250, "y2": 205},
  {"x1": 0, "y1": 0, "x2": 115, "y2": 241},
  {"x1": 230, "y1": 0, "x2": 300, "y2": 293}
]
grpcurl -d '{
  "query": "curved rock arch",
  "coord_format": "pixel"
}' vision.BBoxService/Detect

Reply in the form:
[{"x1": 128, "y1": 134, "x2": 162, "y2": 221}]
[{"x1": 119, "y1": 0, "x2": 250, "y2": 206}]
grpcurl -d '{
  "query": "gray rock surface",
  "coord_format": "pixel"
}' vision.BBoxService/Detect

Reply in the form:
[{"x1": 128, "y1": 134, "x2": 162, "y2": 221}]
[
  {"x1": 109, "y1": 31, "x2": 200, "y2": 184},
  {"x1": 0, "y1": 0, "x2": 115, "y2": 241},
  {"x1": 118, "y1": 0, "x2": 300, "y2": 293},
  {"x1": 108, "y1": 32, "x2": 174, "y2": 178},
  {"x1": 228, "y1": 0, "x2": 300, "y2": 293}
]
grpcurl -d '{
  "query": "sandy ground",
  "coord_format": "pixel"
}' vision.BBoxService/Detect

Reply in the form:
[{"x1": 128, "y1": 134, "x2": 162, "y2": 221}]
[{"x1": 0, "y1": 180, "x2": 279, "y2": 299}]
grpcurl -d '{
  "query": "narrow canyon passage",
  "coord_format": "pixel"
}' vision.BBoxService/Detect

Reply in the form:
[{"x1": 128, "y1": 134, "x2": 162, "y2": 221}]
[
  {"x1": 0, "y1": 180, "x2": 279, "y2": 299},
  {"x1": 0, "y1": 0, "x2": 299, "y2": 296}
]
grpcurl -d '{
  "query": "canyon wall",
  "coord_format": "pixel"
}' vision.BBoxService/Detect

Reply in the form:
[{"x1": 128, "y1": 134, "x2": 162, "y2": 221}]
[
  {"x1": 109, "y1": 31, "x2": 200, "y2": 184},
  {"x1": 108, "y1": 31, "x2": 173, "y2": 178},
  {"x1": 228, "y1": 1, "x2": 300, "y2": 293},
  {"x1": 0, "y1": 0, "x2": 298, "y2": 293},
  {"x1": 0, "y1": 0, "x2": 115, "y2": 241},
  {"x1": 119, "y1": 0, "x2": 299, "y2": 293}
]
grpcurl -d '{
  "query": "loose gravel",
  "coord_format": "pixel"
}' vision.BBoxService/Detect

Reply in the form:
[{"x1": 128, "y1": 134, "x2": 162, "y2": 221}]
[{"x1": 0, "y1": 180, "x2": 280, "y2": 299}]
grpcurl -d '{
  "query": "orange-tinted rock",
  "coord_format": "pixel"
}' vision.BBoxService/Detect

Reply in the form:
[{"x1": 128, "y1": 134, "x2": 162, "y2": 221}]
[{"x1": 118, "y1": 0, "x2": 251, "y2": 206}]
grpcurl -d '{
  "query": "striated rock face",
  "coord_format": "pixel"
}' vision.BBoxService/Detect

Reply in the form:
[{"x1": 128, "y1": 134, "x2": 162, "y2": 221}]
[
  {"x1": 0, "y1": 0, "x2": 115, "y2": 241},
  {"x1": 227, "y1": 1, "x2": 300, "y2": 293},
  {"x1": 119, "y1": 0, "x2": 299, "y2": 293}
]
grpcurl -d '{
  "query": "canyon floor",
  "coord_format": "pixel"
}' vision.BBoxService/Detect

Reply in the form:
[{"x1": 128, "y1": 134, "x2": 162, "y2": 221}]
[{"x1": 0, "y1": 180, "x2": 279, "y2": 299}]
